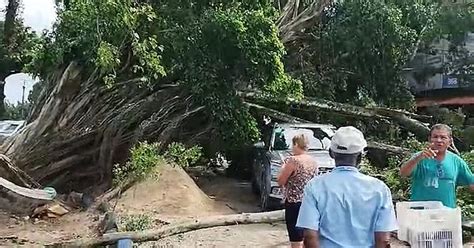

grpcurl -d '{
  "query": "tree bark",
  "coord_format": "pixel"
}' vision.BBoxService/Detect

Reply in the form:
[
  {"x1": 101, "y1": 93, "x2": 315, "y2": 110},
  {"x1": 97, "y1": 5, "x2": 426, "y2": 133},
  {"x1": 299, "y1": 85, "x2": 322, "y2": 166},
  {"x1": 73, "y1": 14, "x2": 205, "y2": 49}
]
[
  {"x1": 245, "y1": 102, "x2": 309, "y2": 124},
  {"x1": 0, "y1": 154, "x2": 40, "y2": 188},
  {"x1": 0, "y1": 176, "x2": 54, "y2": 215},
  {"x1": 0, "y1": 62, "x2": 212, "y2": 194},
  {"x1": 46, "y1": 210, "x2": 285, "y2": 247}
]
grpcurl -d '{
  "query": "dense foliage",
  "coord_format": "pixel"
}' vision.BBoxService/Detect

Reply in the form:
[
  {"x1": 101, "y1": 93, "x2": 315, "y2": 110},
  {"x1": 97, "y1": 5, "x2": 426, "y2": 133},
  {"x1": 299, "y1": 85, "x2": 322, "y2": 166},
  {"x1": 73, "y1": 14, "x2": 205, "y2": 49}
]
[
  {"x1": 287, "y1": 0, "x2": 474, "y2": 110},
  {"x1": 287, "y1": 0, "x2": 439, "y2": 109},
  {"x1": 164, "y1": 142, "x2": 203, "y2": 168},
  {"x1": 28, "y1": 0, "x2": 301, "y2": 151}
]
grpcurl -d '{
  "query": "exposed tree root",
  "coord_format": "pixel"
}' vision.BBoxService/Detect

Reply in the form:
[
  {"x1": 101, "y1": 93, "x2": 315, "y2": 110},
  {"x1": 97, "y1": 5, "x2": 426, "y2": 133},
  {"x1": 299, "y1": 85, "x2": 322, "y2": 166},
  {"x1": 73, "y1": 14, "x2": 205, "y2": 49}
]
[
  {"x1": 0, "y1": 62, "x2": 211, "y2": 194},
  {"x1": 278, "y1": 0, "x2": 333, "y2": 48}
]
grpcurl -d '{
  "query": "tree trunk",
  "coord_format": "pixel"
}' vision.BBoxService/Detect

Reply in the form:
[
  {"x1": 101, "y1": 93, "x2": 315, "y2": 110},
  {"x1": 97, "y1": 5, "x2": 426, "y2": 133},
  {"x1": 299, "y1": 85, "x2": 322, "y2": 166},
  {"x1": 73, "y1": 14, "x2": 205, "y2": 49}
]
[
  {"x1": 0, "y1": 176, "x2": 54, "y2": 215},
  {"x1": 47, "y1": 210, "x2": 285, "y2": 247},
  {"x1": 0, "y1": 62, "x2": 211, "y2": 194},
  {"x1": 240, "y1": 91, "x2": 432, "y2": 140},
  {"x1": 245, "y1": 102, "x2": 309, "y2": 124}
]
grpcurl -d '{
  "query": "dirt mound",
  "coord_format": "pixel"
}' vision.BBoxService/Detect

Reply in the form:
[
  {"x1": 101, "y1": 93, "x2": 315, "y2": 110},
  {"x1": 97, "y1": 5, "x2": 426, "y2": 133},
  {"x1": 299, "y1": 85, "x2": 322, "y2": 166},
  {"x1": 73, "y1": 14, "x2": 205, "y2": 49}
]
[{"x1": 116, "y1": 164, "x2": 233, "y2": 220}]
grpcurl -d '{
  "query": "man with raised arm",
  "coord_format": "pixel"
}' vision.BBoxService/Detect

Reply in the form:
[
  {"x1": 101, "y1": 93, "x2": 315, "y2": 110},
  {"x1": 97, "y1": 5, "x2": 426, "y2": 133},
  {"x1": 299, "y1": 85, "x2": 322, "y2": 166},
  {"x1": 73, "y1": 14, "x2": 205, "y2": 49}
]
[
  {"x1": 400, "y1": 123, "x2": 474, "y2": 208},
  {"x1": 296, "y1": 126, "x2": 398, "y2": 248}
]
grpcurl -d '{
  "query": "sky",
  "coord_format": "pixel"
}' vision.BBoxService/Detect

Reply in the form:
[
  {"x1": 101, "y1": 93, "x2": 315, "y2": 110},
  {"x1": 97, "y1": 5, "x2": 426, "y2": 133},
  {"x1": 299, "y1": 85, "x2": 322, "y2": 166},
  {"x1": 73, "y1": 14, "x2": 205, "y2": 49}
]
[{"x1": 1, "y1": 0, "x2": 57, "y2": 104}]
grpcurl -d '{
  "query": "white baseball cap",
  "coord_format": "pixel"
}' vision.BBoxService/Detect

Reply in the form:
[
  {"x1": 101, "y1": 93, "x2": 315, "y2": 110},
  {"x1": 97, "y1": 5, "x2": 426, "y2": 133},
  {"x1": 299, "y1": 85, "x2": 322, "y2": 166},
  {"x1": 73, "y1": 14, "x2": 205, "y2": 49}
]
[{"x1": 330, "y1": 126, "x2": 367, "y2": 154}]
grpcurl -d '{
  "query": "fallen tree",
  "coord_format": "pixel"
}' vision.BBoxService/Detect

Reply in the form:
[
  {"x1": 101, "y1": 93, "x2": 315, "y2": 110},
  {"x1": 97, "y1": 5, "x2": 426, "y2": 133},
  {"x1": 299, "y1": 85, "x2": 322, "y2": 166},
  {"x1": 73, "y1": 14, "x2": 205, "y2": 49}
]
[
  {"x1": 0, "y1": 1, "x2": 302, "y2": 193},
  {"x1": 0, "y1": 176, "x2": 55, "y2": 215},
  {"x1": 0, "y1": 154, "x2": 40, "y2": 188},
  {"x1": 0, "y1": 65, "x2": 427, "y2": 193},
  {"x1": 1, "y1": 63, "x2": 209, "y2": 192},
  {"x1": 245, "y1": 102, "x2": 309, "y2": 124},
  {"x1": 0, "y1": 0, "x2": 442, "y2": 199},
  {"x1": 46, "y1": 210, "x2": 285, "y2": 247}
]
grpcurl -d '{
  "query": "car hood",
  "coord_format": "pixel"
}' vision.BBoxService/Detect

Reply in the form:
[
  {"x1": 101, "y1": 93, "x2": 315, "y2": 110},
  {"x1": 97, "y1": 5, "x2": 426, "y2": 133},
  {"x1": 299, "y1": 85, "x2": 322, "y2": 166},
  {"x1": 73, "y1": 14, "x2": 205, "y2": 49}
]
[{"x1": 269, "y1": 150, "x2": 335, "y2": 168}]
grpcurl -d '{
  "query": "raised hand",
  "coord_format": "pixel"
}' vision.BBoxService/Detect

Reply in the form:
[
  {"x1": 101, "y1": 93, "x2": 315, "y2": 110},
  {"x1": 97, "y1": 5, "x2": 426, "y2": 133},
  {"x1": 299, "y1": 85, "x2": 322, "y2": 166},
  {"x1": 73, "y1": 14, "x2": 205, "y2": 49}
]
[{"x1": 418, "y1": 143, "x2": 438, "y2": 159}]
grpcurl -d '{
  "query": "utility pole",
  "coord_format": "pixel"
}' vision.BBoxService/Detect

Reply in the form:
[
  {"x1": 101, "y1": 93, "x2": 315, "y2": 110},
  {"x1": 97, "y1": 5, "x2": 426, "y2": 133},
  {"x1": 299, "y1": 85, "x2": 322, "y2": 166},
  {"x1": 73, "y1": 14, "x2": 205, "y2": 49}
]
[
  {"x1": 21, "y1": 80, "x2": 25, "y2": 118},
  {"x1": 21, "y1": 80, "x2": 25, "y2": 105}
]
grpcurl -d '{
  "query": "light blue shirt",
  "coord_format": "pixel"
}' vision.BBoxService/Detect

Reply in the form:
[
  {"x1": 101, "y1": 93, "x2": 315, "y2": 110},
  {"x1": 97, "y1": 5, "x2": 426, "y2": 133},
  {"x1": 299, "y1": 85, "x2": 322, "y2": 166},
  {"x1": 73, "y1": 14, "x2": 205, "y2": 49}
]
[{"x1": 296, "y1": 166, "x2": 398, "y2": 247}]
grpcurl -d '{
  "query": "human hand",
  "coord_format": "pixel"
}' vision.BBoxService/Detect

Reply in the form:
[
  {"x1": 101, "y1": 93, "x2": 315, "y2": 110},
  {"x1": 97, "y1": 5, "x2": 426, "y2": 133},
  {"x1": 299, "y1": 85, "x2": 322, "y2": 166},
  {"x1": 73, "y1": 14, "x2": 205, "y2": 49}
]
[{"x1": 418, "y1": 143, "x2": 438, "y2": 160}]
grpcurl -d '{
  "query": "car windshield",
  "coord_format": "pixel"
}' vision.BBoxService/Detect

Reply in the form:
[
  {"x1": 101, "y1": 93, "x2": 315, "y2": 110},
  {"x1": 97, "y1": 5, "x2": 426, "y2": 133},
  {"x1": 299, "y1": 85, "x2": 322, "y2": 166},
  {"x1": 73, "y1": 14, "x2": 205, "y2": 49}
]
[{"x1": 272, "y1": 126, "x2": 334, "y2": 151}]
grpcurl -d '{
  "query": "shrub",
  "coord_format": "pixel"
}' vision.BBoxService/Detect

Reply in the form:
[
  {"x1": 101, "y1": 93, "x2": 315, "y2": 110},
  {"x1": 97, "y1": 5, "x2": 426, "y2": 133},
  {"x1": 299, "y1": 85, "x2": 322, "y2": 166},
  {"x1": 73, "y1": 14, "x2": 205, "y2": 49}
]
[
  {"x1": 113, "y1": 141, "x2": 164, "y2": 186},
  {"x1": 119, "y1": 214, "x2": 152, "y2": 231},
  {"x1": 458, "y1": 152, "x2": 474, "y2": 219}
]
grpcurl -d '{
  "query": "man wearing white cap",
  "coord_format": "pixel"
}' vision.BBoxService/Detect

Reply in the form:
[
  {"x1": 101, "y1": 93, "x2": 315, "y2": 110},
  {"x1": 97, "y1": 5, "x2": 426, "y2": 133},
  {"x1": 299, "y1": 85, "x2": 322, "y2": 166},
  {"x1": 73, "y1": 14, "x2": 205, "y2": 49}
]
[{"x1": 296, "y1": 126, "x2": 398, "y2": 248}]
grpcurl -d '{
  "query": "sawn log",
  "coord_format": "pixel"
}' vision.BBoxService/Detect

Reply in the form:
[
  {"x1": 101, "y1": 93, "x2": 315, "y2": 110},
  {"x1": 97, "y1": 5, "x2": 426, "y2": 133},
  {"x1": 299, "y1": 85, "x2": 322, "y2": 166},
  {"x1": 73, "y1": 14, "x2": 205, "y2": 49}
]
[{"x1": 47, "y1": 210, "x2": 285, "y2": 247}]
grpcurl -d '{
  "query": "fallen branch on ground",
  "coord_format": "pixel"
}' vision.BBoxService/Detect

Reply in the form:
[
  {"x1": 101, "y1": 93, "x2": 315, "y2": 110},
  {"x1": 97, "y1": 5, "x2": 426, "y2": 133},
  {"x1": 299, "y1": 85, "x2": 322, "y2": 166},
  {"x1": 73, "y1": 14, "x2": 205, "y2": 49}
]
[
  {"x1": 0, "y1": 154, "x2": 40, "y2": 188},
  {"x1": 0, "y1": 177, "x2": 54, "y2": 215},
  {"x1": 46, "y1": 210, "x2": 285, "y2": 247}
]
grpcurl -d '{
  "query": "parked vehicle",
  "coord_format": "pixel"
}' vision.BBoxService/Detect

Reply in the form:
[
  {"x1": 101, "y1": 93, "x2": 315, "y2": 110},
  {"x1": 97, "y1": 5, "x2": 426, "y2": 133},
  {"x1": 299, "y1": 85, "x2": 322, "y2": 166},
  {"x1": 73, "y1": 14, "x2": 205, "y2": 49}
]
[
  {"x1": 0, "y1": 120, "x2": 25, "y2": 143},
  {"x1": 251, "y1": 122, "x2": 336, "y2": 210}
]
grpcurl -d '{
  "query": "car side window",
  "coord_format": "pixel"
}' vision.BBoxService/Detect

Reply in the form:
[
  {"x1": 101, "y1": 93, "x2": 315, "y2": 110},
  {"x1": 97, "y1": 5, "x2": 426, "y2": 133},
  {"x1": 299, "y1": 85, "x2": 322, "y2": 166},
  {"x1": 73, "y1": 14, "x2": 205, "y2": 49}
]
[{"x1": 273, "y1": 129, "x2": 289, "y2": 150}]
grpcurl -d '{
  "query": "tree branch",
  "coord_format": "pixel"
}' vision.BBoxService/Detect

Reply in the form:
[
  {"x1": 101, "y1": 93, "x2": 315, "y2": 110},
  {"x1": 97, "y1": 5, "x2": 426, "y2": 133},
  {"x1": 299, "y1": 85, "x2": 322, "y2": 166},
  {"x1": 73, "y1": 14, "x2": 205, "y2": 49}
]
[
  {"x1": 245, "y1": 102, "x2": 309, "y2": 124},
  {"x1": 239, "y1": 91, "x2": 432, "y2": 140},
  {"x1": 278, "y1": 0, "x2": 333, "y2": 46},
  {"x1": 245, "y1": 100, "x2": 411, "y2": 157}
]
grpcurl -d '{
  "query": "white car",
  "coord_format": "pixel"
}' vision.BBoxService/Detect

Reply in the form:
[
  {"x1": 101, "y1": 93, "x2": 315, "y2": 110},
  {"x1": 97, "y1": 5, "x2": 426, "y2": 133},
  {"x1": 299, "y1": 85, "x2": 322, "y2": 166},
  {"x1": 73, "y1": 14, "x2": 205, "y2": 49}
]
[
  {"x1": 251, "y1": 122, "x2": 336, "y2": 210},
  {"x1": 0, "y1": 120, "x2": 25, "y2": 139}
]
